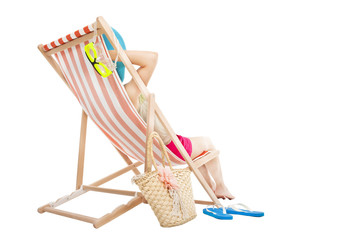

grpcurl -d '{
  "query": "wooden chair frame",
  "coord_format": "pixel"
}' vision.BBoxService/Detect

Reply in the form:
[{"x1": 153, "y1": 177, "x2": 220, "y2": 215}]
[{"x1": 37, "y1": 16, "x2": 221, "y2": 228}]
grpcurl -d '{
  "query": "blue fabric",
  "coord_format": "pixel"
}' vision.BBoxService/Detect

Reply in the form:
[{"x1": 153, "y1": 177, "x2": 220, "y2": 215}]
[{"x1": 102, "y1": 28, "x2": 126, "y2": 82}]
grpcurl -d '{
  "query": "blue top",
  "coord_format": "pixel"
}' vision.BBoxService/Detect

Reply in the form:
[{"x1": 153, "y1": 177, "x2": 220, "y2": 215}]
[{"x1": 102, "y1": 28, "x2": 126, "y2": 82}]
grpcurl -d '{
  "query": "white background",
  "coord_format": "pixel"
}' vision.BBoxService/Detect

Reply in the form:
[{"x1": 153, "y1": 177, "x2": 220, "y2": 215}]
[{"x1": 1, "y1": 0, "x2": 360, "y2": 239}]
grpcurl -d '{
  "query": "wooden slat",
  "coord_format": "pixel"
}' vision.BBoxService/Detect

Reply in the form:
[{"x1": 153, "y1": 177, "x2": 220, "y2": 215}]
[
  {"x1": 43, "y1": 207, "x2": 97, "y2": 224},
  {"x1": 93, "y1": 196, "x2": 143, "y2": 228},
  {"x1": 194, "y1": 200, "x2": 215, "y2": 205},
  {"x1": 82, "y1": 185, "x2": 140, "y2": 197},
  {"x1": 89, "y1": 161, "x2": 143, "y2": 187},
  {"x1": 192, "y1": 150, "x2": 219, "y2": 169}
]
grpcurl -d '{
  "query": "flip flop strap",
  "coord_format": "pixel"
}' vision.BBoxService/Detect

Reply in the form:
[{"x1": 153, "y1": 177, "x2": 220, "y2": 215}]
[
  {"x1": 205, "y1": 204, "x2": 226, "y2": 214},
  {"x1": 204, "y1": 208, "x2": 218, "y2": 215},
  {"x1": 227, "y1": 203, "x2": 251, "y2": 211}
]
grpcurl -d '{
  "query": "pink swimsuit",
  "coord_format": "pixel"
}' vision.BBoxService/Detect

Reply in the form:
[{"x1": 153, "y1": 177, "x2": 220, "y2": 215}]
[{"x1": 166, "y1": 135, "x2": 192, "y2": 161}]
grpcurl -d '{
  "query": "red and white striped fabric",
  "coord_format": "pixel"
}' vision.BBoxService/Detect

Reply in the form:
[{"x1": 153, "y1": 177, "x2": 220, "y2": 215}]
[
  {"x1": 43, "y1": 25, "x2": 94, "y2": 51},
  {"x1": 53, "y1": 36, "x2": 194, "y2": 166}
]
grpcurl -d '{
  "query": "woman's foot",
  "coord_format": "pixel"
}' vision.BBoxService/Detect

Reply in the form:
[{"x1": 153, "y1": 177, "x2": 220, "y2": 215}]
[{"x1": 214, "y1": 184, "x2": 235, "y2": 200}]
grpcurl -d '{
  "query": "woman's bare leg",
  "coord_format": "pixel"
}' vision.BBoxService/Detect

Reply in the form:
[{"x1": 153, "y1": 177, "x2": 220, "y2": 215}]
[
  {"x1": 190, "y1": 137, "x2": 235, "y2": 200},
  {"x1": 198, "y1": 165, "x2": 216, "y2": 192}
]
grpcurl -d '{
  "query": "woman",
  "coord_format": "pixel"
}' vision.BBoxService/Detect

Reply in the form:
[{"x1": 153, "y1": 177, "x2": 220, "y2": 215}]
[{"x1": 105, "y1": 31, "x2": 234, "y2": 200}]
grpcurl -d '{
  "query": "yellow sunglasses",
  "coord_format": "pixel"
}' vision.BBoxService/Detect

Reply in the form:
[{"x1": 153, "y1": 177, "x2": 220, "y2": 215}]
[{"x1": 84, "y1": 42, "x2": 113, "y2": 78}]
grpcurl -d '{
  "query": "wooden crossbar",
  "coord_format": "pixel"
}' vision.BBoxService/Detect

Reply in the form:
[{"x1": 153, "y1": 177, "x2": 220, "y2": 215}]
[
  {"x1": 194, "y1": 200, "x2": 215, "y2": 205},
  {"x1": 82, "y1": 185, "x2": 213, "y2": 206},
  {"x1": 192, "y1": 150, "x2": 219, "y2": 169},
  {"x1": 43, "y1": 207, "x2": 97, "y2": 224},
  {"x1": 83, "y1": 185, "x2": 140, "y2": 197},
  {"x1": 90, "y1": 162, "x2": 143, "y2": 187},
  {"x1": 115, "y1": 148, "x2": 141, "y2": 175}
]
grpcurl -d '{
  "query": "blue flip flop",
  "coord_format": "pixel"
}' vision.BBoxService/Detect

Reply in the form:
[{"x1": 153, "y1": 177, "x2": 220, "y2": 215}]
[
  {"x1": 226, "y1": 203, "x2": 264, "y2": 217},
  {"x1": 203, "y1": 206, "x2": 233, "y2": 220}
]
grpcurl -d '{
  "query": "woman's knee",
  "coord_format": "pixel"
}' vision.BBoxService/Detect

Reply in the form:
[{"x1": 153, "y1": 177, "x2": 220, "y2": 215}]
[
  {"x1": 202, "y1": 136, "x2": 215, "y2": 151},
  {"x1": 190, "y1": 136, "x2": 215, "y2": 155}
]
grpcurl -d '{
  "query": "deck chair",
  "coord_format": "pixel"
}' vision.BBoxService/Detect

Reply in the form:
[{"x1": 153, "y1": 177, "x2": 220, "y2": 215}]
[{"x1": 37, "y1": 16, "x2": 221, "y2": 228}]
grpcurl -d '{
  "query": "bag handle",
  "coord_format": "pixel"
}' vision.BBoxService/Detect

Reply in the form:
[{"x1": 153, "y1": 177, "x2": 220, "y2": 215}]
[{"x1": 146, "y1": 131, "x2": 174, "y2": 172}]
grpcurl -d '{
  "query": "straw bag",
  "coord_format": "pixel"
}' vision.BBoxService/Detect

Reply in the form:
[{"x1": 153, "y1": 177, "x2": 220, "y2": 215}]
[{"x1": 132, "y1": 132, "x2": 197, "y2": 227}]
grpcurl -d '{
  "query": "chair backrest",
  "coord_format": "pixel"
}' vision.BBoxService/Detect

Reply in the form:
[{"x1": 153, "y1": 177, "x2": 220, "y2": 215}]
[{"x1": 42, "y1": 22, "x2": 185, "y2": 166}]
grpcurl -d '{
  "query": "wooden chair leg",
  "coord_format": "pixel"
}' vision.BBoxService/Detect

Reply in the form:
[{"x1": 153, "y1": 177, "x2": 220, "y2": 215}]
[
  {"x1": 76, "y1": 110, "x2": 88, "y2": 190},
  {"x1": 42, "y1": 207, "x2": 97, "y2": 224},
  {"x1": 192, "y1": 167, "x2": 221, "y2": 205},
  {"x1": 144, "y1": 93, "x2": 155, "y2": 173}
]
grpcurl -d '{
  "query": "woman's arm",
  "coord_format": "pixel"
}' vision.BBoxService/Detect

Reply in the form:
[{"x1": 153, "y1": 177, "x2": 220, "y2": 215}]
[
  {"x1": 108, "y1": 50, "x2": 158, "y2": 109},
  {"x1": 108, "y1": 50, "x2": 158, "y2": 86}
]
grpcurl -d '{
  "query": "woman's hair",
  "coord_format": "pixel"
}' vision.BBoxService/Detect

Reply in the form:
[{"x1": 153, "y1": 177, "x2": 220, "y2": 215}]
[{"x1": 102, "y1": 27, "x2": 126, "y2": 82}]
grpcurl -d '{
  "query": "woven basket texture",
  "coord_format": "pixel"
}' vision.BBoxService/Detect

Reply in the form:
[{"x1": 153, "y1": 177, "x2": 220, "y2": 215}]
[{"x1": 133, "y1": 132, "x2": 196, "y2": 227}]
